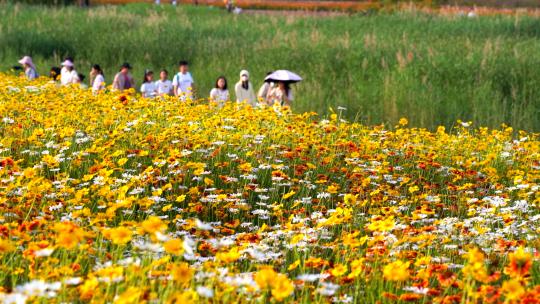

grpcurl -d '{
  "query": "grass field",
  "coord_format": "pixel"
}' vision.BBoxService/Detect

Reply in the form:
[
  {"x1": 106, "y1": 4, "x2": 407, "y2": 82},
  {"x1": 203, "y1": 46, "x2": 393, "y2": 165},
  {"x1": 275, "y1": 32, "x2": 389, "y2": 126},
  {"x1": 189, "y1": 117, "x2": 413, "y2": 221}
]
[
  {"x1": 1, "y1": 3, "x2": 540, "y2": 131},
  {"x1": 0, "y1": 74, "x2": 539, "y2": 303}
]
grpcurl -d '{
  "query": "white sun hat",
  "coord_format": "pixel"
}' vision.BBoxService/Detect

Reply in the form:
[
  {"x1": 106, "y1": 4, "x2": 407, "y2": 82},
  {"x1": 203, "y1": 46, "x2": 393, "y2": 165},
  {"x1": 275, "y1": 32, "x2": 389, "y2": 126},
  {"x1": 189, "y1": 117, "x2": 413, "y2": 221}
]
[{"x1": 61, "y1": 60, "x2": 74, "y2": 67}]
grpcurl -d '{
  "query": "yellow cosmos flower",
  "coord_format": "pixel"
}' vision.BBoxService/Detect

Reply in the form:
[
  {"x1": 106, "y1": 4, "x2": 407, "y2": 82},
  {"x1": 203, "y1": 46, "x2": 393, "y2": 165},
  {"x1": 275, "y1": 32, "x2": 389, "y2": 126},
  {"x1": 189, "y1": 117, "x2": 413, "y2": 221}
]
[
  {"x1": 106, "y1": 227, "x2": 132, "y2": 245},
  {"x1": 141, "y1": 216, "x2": 167, "y2": 234},
  {"x1": 166, "y1": 290, "x2": 198, "y2": 304},
  {"x1": 383, "y1": 260, "x2": 410, "y2": 281},
  {"x1": 171, "y1": 262, "x2": 193, "y2": 286},
  {"x1": 255, "y1": 267, "x2": 276, "y2": 289},
  {"x1": 78, "y1": 276, "x2": 99, "y2": 300},
  {"x1": 215, "y1": 246, "x2": 241, "y2": 263},
  {"x1": 164, "y1": 238, "x2": 184, "y2": 256},
  {"x1": 501, "y1": 279, "x2": 525, "y2": 301},
  {"x1": 0, "y1": 238, "x2": 15, "y2": 254},
  {"x1": 114, "y1": 287, "x2": 142, "y2": 304},
  {"x1": 330, "y1": 264, "x2": 348, "y2": 277},
  {"x1": 271, "y1": 274, "x2": 294, "y2": 301}
]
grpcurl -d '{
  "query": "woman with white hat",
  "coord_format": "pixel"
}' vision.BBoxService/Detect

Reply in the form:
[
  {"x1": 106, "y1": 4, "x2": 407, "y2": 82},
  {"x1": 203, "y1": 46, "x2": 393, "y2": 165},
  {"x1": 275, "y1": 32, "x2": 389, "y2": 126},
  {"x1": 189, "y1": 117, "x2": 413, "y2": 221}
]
[
  {"x1": 234, "y1": 70, "x2": 256, "y2": 107},
  {"x1": 18, "y1": 56, "x2": 38, "y2": 80},
  {"x1": 60, "y1": 58, "x2": 80, "y2": 86}
]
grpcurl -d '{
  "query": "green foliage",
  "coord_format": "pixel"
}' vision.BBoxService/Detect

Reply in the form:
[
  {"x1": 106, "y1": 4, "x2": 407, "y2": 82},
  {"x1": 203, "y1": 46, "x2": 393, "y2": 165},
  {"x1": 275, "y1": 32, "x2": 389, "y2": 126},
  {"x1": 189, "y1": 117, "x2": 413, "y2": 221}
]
[
  {"x1": 1, "y1": 3, "x2": 539, "y2": 130},
  {"x1": 3, "y1": 0, "x2": 77, "y2": 5}
]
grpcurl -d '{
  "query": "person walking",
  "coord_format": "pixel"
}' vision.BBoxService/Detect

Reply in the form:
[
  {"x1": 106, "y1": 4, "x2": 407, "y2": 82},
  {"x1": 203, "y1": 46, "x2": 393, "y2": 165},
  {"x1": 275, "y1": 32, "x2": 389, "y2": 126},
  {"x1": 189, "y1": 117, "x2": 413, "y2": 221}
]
[
  {"x1": 60, "y1": 58, "x2": 79, "y2": 85},
  {"x1": 140, "y1": 70, "x2": 157, "y2": 98},
  {"x1": 155, "y1": 69, "x2": 173, "y2": 96},
  {"x1": 90, "y1": 64, "x2": 105, "y2": 94},
  {"x1": 257, "y1": 71, "x2": 274, "y2": 104},
  {"x1": 234, "y1": 70, "x2": 256, "y2": 107},
  {"x1": 18, "y1": 56, "x2": 38, "y2": 80},
  {"x1": 172, "y1": 60, "x2": 195, "y2": 101},
  {"x1": 112, "y1": 62, "x2": 135, "y2": 92},
  {"x1": 209, "y1": 76, "x2": 229, "y2": 107}
]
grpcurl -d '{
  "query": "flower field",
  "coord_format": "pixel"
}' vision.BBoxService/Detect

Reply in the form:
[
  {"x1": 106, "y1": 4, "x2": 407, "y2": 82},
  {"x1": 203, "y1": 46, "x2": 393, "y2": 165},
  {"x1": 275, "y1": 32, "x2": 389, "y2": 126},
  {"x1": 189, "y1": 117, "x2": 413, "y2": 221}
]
[{"x1": 0, "y1": 74, "x2": 539, "y2": 303}]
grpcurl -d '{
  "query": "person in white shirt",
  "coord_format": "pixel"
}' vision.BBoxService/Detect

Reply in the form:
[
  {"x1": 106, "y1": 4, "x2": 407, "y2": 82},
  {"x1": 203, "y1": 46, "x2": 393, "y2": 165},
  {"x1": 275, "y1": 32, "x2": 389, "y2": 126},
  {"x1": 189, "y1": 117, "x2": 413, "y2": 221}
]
[
  {"x1": 234, "y1": 70, "x2": 257, "y2": 107},
  {"x1": 18, "y1": 56, "x2": 38, "y2": 80},
  {"x1": 155, "y1": 69, "x2": 172, "y2": 96},
  {"x1": 76, "y1": 73, "x2": 88, "y2": 90},
  {"x1": 209, "y1": 76, "x2": 229, "y2": 107},
  {"x1": 90, "y1": 64, "x2": 105, "y2": 94},
  {"x1": 172, "y1": 60, "x2": 195, "y2": 101},
  {"x1": 257, "y1": 71, "x2": 274, "y2": 103},
  {"x1": 266, "y1": 81, "x2": 293, "y2": 107},
  {"x1": 140, "y1": 70, "x2": 157, "y2": 98},
  {"x1": 60, "y1": 58, "x2": 79, "y2": 86}
]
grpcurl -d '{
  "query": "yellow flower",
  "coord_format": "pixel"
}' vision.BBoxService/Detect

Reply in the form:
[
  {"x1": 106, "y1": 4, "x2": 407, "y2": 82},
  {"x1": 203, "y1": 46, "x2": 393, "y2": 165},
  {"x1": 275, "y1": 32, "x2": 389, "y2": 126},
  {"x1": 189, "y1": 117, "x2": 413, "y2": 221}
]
[
  {"x1": 398, "y1": 118, "x2": 408, "y2": 126},
  {"x1": 287, "y1": 260, "x2": 300, "y2": 271},
  {"x1": 114, "y1": 287, "x2": 142, "y2": 304},
  {"x1": 327, "y1": 184, "x2": 339, "y2": 194},
  {"x1": 0, "y1": 238, "x2": 15, "y2": 255},
  {"x1": 164, "y1": 238, "x2": 184, "y2": 256},
  {"x1": 367, "y1": 216, "x2": 395, "y2": 232},
  {"x1": 175, "y1": 195, "x2": 186, "y2": 203},
  {"x1": 282, "y1": 190, "x2": 296, "y2": 200},
  {"x1": 255, "y1": 267, "x2": 277, "y2": 289},
  {"x1": 56, "y1": 231, "x2": 84, "y2": 250},
  {"x1": 383, "y1": 260, "x2": 410, "y2": 281},
  {"x1": 42, "y1": 154, "x2": 59, "y2": 167},
  {"x1": 348, "y1": 258, "x2": 365, "y2": 279},
  {"x1": 117, "y1": 158, "x2": 128, "y2": 166},
  {"x1": 171, "y1": 262, "x2": 193, "y2": 286},
  {"x1": 78, "y1": 277, "x2": 99, "y2": 300},
  {"x1": 271, "y1": 274, "x2": 294, "y2": 301},
  {"x1": 501, "y1": 279, "x2": 525, "y2": 301},
  {"x1": 408, "y1": 185, "x2": 419, "y2": 194},
  {"x1": 141, "y1": 216, "x2": 167, "y2": 234},
  {"x1": 462, "y1": 247, "x2": 489, "y2": 282},
  {"x1": 107, "y1": 227, "x2": 132, "y2": 245},
  {"x1": 215, "y1": 246, "x2": 241, "y2": 263},
  {"x1": 330, "y1": 264, "x2": 348, "y2": 277},
  {"x1": 166, "y1": 290, "x2": 198, "y2": 304},
  {"x1": 343, "y1": 193, "x2": 357, "y2": 205}
]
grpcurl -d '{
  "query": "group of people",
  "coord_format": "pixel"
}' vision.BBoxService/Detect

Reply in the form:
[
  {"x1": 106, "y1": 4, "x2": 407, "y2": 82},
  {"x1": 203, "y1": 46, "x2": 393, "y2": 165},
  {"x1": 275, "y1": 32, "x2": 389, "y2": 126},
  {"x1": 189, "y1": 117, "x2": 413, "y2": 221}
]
[{"x1": 17, "y1": 55, "x2": 294, "y2": 107}]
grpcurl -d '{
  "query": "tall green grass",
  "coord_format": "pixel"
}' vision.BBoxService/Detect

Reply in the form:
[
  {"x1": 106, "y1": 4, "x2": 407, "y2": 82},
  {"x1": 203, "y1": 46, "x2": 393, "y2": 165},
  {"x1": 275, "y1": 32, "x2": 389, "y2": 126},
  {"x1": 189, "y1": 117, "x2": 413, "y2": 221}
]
[{"x1": 1, "y1": 3, "x2": 539, "y2": 130}]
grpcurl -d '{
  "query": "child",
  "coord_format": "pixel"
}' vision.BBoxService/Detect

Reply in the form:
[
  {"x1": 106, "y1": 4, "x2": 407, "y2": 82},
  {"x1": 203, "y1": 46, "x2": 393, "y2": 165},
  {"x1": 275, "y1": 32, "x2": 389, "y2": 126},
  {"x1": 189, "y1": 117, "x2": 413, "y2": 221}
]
[
  {"x1": 140, "y1": 70, "x2": 157, "y2": 98},
  {"x1": 90, "y1": 64, "x2": 105, "y2": 93},
  {"x1": 209, "y1": 76, "x2": 229, "y2": 107},
  {"x1": 155, "y1": 69, "x2": 172, "y2": 96},
  {"x1": 18, "y1": 56, "x2": 38, "y2": 80},
  {"x1": 172, "y1": 60, "x2": 195, "y2": 101}
]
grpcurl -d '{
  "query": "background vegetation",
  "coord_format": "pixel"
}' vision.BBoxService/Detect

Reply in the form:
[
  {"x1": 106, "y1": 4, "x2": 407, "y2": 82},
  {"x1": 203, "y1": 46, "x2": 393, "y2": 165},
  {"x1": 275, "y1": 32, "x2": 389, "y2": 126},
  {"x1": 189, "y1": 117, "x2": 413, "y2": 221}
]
[{"x1": 1, "y1": 3, "x2": 539, "y2": 130}]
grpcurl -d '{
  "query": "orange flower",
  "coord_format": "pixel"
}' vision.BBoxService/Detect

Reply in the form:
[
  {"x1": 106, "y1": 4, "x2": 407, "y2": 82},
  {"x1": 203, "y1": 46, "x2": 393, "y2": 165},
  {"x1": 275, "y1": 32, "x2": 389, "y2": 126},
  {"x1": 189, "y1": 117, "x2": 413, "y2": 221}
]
[
  {"x1": 504, "y1": 247, "x2": 532, "y2": 278},
  {"x1": 399, "y1": 293, "x2": 423, "y2": 302}
]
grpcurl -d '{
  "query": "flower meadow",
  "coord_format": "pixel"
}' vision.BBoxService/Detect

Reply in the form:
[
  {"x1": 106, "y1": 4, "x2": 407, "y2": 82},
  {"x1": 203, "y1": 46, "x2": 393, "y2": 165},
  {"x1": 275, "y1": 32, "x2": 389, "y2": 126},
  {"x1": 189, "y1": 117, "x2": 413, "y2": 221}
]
[{"x1": 0, "y1": 74, "x2": 539, "y2": 303}]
